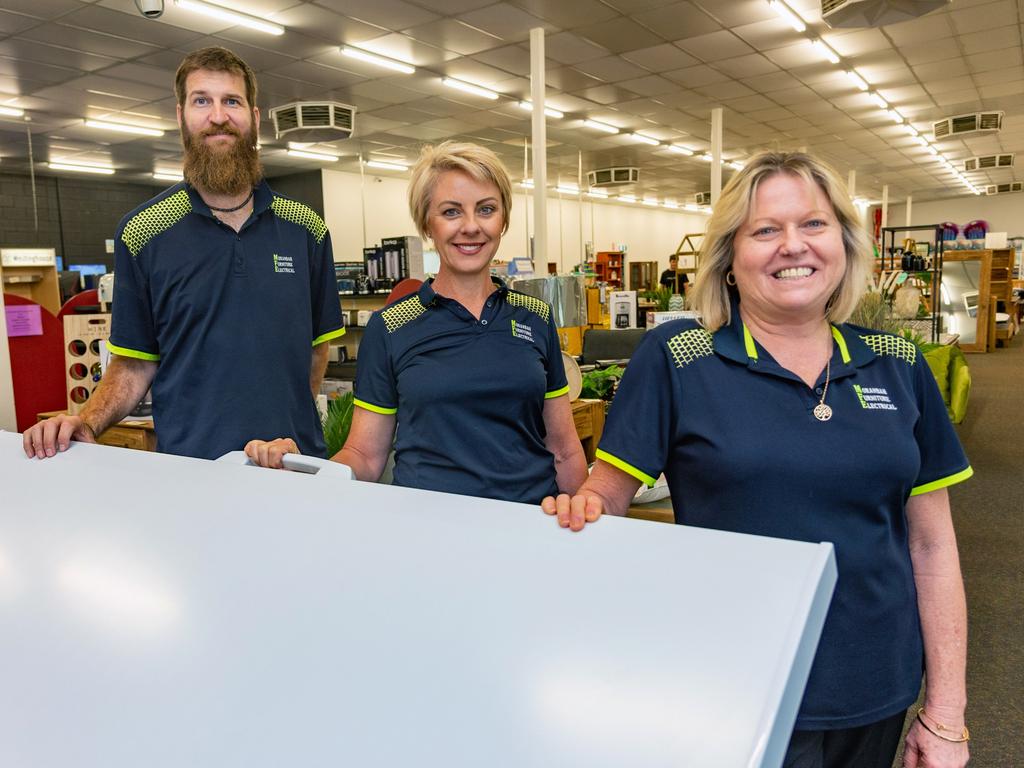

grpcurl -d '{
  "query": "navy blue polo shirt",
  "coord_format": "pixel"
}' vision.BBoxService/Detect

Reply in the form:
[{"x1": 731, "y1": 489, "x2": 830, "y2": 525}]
[
  {"x1": 598, "y1": 308, "x2": 971, "y2": 730},
  {"x1": 354, "y1": 279, "x2": 569, "y2": 504},
  {"x1": 108, "y1": 181, "x2": 344, "y2": 460}
]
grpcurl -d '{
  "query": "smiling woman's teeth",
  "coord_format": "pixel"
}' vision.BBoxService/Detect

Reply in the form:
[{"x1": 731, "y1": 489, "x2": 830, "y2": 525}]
[
  {"x1": 456, "y1": 244, "x2": 483, "y2": 254},
  {"x1": 774, "y1": 267, "x2": 813, "y2": 280}
]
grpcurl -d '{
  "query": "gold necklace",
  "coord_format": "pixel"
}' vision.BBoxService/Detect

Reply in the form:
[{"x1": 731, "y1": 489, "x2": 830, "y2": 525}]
[{"x1": 813, "y1": 354, "x2": 832, "y2": 422}]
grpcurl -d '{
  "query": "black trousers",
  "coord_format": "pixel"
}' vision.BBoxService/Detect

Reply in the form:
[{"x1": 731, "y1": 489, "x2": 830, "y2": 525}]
[{"x1": 783, "y1": 710, "x2": 908, "y2": 768}]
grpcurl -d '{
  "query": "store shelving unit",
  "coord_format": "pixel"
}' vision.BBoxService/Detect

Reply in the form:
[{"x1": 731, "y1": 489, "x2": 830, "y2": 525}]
[
  {"x1": 594, "y1": 251, "x2": 625, "y2": 290},
  {"x1": 879, "y1": 225, "x2": 945, "y2": 343}
]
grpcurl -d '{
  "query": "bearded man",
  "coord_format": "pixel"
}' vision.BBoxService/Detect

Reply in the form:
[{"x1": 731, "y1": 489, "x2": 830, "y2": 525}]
[{"x1": 24, "y1": 47, "x2": 344, "y2": 461}]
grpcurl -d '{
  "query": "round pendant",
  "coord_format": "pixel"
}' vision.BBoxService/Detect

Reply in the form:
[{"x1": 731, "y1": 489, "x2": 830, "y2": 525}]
[{"x1": 813, "y1": 403, "x2": 833, "y2": 422}]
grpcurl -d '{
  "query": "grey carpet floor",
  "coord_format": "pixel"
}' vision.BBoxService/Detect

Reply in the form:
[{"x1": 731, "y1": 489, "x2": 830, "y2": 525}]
[{"x1": 893, "y1": 333, "x2": 1023, "y2": 767}]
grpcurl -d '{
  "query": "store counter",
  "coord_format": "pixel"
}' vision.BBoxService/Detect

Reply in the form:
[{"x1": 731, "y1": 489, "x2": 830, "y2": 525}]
[{"x1": 0, "y1": 432, "x2": 836, "y2": 767}]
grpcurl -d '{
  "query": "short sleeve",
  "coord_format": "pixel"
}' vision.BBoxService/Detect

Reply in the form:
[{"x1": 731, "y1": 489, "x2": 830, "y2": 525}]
[
  {"x1": 108, "y1": 223, "x2": 160, "y2": 361},
  {"x1": 595, "y1": 331, "x2": 676, "y2": 487},
  {"x1": 310, "y1": 230, "x2": 345, "y2": 346},
  {"x1": 544, "y1": 309, "x2": 569, "y2": 398},
  {"x1": 910, "y1": 352, "x2": 972, "y2": 495},
  {"x1": 353, "y1": 312, "x2": 398, "y2": 415}
]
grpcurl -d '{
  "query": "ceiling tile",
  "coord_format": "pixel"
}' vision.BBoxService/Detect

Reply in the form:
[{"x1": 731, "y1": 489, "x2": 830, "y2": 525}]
[
  {"x1": 729, "y1": 19, "x2": 798, "y2": 51},
  {"x1": 620, "y1": 43, "x2": 698, "y2": 71},
  {"x1": 20, "y1": 24, "x2": 160, "y2": 60},
  {"x1": 268, "y1": 5, "x2": 388, "y2": 44},
  {"x1": 881, "y1": 12, "x2": 954, "y2": 45},
  {"x1": 824, "y1": 28, "x2": 892, "y2": 57},
  {"x1": 675, "y1": 30, "x2": 754, "y2": 61},
  {"x1": 967, "y1": 47, "x2": 1023, "y2": 74},
  {"x1": 508, "y1": 0, "x2": 620, "y2": 27},
  {"x1": 924, "y1": 76, "x2": 977, "y2": 95},
  {"x1": 0, "y1": 39, "x2": 118, "y2": 74},
  {"x1": 913, "y1": 58, "x2": 970, "y2": 82},
  {"x1": 412, "y1": 0, "x2": 499, "y2": 12},
  {"x1": 663, "y1": 63, "x2": 731, "y2": 88},
  {"x1": 723, "y1": 94, "x2": 778, "y2": 113},
  {"x1": 948, "y1": 0, "x2": 1017, "y2": 34},
  {"x1": 402, "y1": 20, "x2": 504, "y2": 56},
  {"x1": 770, "y1": 85, "x2": 822, "y2": 105},
  {"x1": 713, "y1": 54, "x2": 778, "y2": 79},
  {"x1": 543, "y1": 32, "x2": 610, "y2": 65},
  {"x1": 973, "y1": 66, "x2": 1024, "y2": 87},
  {"x1": 617, "y1": 74, "x2": 682, "y2": 96},
  {"x1": 575, "y1": 18, "x2": 665, "y2": 53},
  {"x1": 458, "y1": 4, "x2": 558, "y2": 43},
  {"x1": 577, "y1": 84, "x2": 641, "y2": 104},
  {"x1": 898, "y1": 39, "x2": 960, "y2": 66},
  {"x1": 633, "y1": 2, "x2": 721, "y2": 40},
  {"x1": 577, "y1": 55, "x2": 652, "y2": 82},
  {"x1": 957, "y1": 25, "x2": 1020, "y2": 56},
  {"x1": 696, "y1": 0, "x2": 778, "y2": 26},
  {"x1": 693, "y1": 80, "x2": 755, "y2": 99},
  {"x1": 761, "y1": 41, "x2": 820, "y2": 69},
  {"x1": 979, "y1": 80, "x2": 1024, "y2": 99},
  {"x1": 353, "y1": 33, "x2": 459, "y2": 68},
  {"x1": 545, "y1": 66, "x2": 603, "y2": 91},
  {"x1": 472, "y1": 45, "x2": 532, "y2": 76},
  {"x1": 312, "y1": 0, "x2": 439, "y2": 30}
]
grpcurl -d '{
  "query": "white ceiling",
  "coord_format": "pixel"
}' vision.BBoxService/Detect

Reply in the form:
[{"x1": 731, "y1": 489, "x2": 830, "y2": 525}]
[{"x1": 0, "y1": 0, "x2": 1021, "y2": 204}]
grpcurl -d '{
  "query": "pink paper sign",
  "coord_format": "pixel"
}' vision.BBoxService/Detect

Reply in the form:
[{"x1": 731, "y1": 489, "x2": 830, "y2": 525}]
[{"x1": 5, "y1": 304, "x2": 43, "y2": 337}]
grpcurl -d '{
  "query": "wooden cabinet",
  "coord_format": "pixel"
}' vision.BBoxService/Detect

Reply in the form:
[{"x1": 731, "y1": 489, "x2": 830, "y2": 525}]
[
  {"x1": 1, "y1": 249, "x2": 60, "y2": 315},
  {"x1": 37, "y1": 410, "x2": 157, "y2": 452},
  {"x1": 988, "y1": 248, "x2": 1016, "y2": 345},
  {"x1": 594, "y1": 251, "x2": 625, "y2": 290},
  {"x1": 571, "y1": 398, "x2": 605, "y2": 463}
]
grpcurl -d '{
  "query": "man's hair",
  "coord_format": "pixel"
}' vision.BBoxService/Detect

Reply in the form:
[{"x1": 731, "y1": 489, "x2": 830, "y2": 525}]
[
  {"x1": 669, "y1": 255, "x2": 679, "y2": 262},
  {"x1": 408, "y1": 141, "x2": 512, "y2": 240},
  {"x1": 689, "y1": 151, "x2": 871, "y2": 332},
  {"x1": 175, "y1": 47, "x2": 258, "y2": 108}
]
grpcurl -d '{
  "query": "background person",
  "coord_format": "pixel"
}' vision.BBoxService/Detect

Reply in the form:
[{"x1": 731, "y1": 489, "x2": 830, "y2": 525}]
[
  {"x1": 543, "y1": 151, "x2": 971, "y2": 768},
  {"x1": 23, "y1": 47, "x2": 344, "y2": 461},
  {"x1": 659, "y1": 254, "x2": 688, "y2": 294},
  {"x1": 247, "y1": 142, "x2": 587, "y2": 504}
]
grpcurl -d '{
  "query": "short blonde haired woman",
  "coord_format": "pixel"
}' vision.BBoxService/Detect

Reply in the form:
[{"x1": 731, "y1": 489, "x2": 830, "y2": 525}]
[
  {"x1": 248, "y1": 141, "x2": 587, "y2": 505},
  {"x1": 543, "y1": 151, "x2": 971, "y2": 768}
]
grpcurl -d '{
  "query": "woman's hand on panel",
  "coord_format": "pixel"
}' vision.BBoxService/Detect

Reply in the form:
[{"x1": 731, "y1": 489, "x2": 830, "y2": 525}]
[{"x1": 244, "y1": 437, "x2": 299, "y2": 469}]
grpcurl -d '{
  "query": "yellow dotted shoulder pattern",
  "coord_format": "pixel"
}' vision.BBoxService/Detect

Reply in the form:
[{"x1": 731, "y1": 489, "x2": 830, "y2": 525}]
[
  {"x1": 666, "y1": 327, "x2": 714, "y2": 368},
  {"x1": 271, "y1": 196, "x2": 327, "y2": 243},
  {"x1": 380, "y1": 295, "x2": 427, "y2": 333},
  {"x1": 506, "y1": 291, "x2": 551, "y2": 323},
  {"x1": 121, "y1": 189, "x2": 192, "y2": 258},
  {"x1": 859, "y1": 333, "x2": 917, "y2": 365}
]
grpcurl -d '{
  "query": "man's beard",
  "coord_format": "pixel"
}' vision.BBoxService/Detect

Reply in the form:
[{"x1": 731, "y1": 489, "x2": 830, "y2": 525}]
[{"x1": 181, "y1": 119, "x2": 262, "y2": 196}]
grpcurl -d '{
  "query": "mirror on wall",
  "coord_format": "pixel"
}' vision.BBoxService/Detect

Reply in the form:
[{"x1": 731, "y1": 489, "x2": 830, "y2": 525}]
[{"x1": 940, "y1": 251, "x2": 991, "y2": 352}]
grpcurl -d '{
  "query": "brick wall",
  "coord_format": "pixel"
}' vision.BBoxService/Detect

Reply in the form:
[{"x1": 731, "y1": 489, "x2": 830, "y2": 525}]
[{"x1": 0, "y1": 173, "x2": 163, "y2": 270}]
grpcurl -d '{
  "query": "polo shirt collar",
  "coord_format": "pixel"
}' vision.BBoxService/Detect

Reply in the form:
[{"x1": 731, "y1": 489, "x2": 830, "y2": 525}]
[
  {"x1": 712, "y1": 298, "x2": 876, "y2": 370},
  {"x1": 416, "y1": 276, "x2": 508, "y2": 309},
  {"x1": 185, "y1": 178, "x2": 273, "y2": 219}
]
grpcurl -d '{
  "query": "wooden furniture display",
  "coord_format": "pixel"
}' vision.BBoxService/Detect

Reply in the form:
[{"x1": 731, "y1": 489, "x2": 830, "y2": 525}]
[
  {"x1": 672, "y1": 233, "x2": 704, "y2": 275},
  {"x1": 594, "y1": 250, "x2": 624, "y2": 290},
  {"x1": 570, "y1": 398, "x2": 605, "y2": 463},
  {"x1": 943, "y1": 250, "x2": 993, "y2": 353},
  {"x1": 0, "y1": 248, "x2": 60, "y2": 315},
  {"x1": 627, "y1": 260, "x2": 658, "y2": 292},
  {"x1": 37, "y1": 410, "x2": 157, "y2": 452},
  {"x1": 0, "y1": 431, "x2": 836, "y2": 768},
  {"x1": 987, "y1": 248, "x2": 1015, "y2": 345}
]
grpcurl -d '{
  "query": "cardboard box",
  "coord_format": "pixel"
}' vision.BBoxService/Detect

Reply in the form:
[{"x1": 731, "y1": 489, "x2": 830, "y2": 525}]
[{"x1": 381, "y1": 236, "x2": 424, "y2": 281}]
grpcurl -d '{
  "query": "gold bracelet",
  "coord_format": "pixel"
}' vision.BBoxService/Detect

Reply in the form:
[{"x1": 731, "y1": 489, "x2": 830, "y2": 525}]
[{"x1": 917, "y1": 707, "x2": 970, "y2": 743}]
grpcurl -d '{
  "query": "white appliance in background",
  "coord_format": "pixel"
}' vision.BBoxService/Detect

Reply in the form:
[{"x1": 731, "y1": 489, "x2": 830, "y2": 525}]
[{"x1": 608, "y1": 290, "x2": 637, "y2": 329}]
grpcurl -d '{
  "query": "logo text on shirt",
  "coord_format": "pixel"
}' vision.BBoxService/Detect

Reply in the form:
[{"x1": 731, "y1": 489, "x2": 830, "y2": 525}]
[
  {"x1": 853, "y1": 384, "x2": 897, "y2": 411},
  {"x1": 511, "y1": 319, "x2": 534, "y2": 343},
  {"x1": 273, "y1": 253, "x2": 295, "y2": 274}
]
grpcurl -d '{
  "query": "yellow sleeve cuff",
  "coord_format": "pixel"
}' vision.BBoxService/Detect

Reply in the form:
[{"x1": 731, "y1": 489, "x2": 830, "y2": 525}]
[
  {"x1": 545, "y1": 385, "x2": 570, "y2": 399},
  {"x1": 106, "y1": 341, "x2": 160, "y2": 362},
  {"x1": 911, "y1": 466, "x2": 973, "y2": 496},
  {"x1": 313, "y1": 327, "x2": 346, "y2": 346},
  {"x1": 595, "y1": 449, "x2": 657, "y2": 488},
  {"x1": 354, "y1": 398, "x2": 397, "y2": 415}
]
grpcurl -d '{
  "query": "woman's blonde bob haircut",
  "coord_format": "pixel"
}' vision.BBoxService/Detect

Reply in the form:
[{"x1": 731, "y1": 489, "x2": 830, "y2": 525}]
[
  {"x1": 408, "y1": 141, "x2": 513, "y2": 240},
  {"x1": 689, "y1": 151, "x2": 871, "y2": 332}
]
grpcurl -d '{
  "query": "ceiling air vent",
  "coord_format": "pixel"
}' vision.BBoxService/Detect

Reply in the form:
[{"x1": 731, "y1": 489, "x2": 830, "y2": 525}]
[
  {"x1": 821, "y1": 0, "x2": 950, "y2": 28},
  {"x1": 964, "y1": 154, "x2": 1014, "y2": 172},
  {"x1": 984, "y1": 182, "x2": 1024, "y2": 195},
  {"x1": 933, "y1": 111, "x2": 1003, "y2": 140},
  {"x1": 586, "y1": 167, "x2": 639, "y2": 188},
  {"x1": 693, "y1": 191, "x2": 713, "y2": 206},
  {"x1": 268, "y1": 101, "x2": 356, "y2": 142}
]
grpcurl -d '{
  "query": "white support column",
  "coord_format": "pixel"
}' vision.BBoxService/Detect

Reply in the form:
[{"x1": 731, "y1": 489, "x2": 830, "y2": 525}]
[
  {"x1": 710, "y1": 107, "x2": 723, "y2": 205},
  {"x1": 881, "y1": 184, "x2": 889, "y2": 231},
  {"x1": 529, "y1": 27, "x2": 547, "y2": 268},
  {"x1": 905, "y1": 196, "x2": 912, "y2": 227}
]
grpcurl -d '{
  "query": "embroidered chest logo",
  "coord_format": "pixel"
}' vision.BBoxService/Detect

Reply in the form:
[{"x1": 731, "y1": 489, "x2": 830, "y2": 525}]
[
  {"x1": 272, "y1": 253, "x2": 295, "y2": 274},
  {"x1": 853, "y1": 384, "x2": 898, "y2": 411},
  {"x1": 511, "y1": 319, "x2": 535, "y2": 343}
]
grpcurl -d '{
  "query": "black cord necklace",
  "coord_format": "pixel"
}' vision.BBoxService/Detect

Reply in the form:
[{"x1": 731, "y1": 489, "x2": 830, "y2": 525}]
[{"x1": 206, "y1": 188, "x2": 254, "y2": 213}]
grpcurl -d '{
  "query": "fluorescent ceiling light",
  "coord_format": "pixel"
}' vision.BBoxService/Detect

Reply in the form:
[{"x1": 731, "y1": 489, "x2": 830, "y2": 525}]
[
  {"x1": 519, "y1": 179, "x2": 534, "y2": 188},
  {"x1": 340, "y1": 46, "x2": 414, "y2": 74},
  {"x1": 885, "y1": 110, "x2": 904, "y2": 123},
  {"x1": 663, "y1": 201, "x2": 680, "y2": 209},
  {"x1": 617, "y1": 195, "x2": 637, "y2": 203},
  {"x1": 903, "y1": 124, "x2": 919, "y2": 136},
  {"x1": 173, "y1": 0, "x2": 284, "y2": 35},
  {"x1": 585, "y1": 189, "x2": 608, "y2": 198},
  {"x1": 698, "y1": 153, "x2": 714, "y2": 162},
  {"x1": 684, "y1": 203, "x2": 701, "y2": 212},
  {"x1": 442, "y1": 77, "x2": 498, "y2": 100},
  {"x1": 810, "y1": 39, "x2": 840, "y2": 64},
  {"x1": 845, "y1": 70, "x2": 869, "y2": 91},
  {"x1": 926, "y1": 146, "x2": 938, "y2": 156},
  {"x1": 630, "y1": 132, "x2": 660, "y2": 146},
  {"x1": 153, "y1": 172, "x2": 183, "y2": 181},
  {"x1": 365, "y1": 160, "x2": 408, "y2": 171},
  {"x1": 286, "y1": 149, "x2": 339, "y2": 162},
  {"x1": 582, "y1": 119, "x2": 619, "y2": 134},
  {"x1": 668, "y1": 144, "x2": 695, "y2": 156},
  {"x1": 84, "y1": 119, "x2": 164, "y2": 137},
  {"x1": 48, "y1": 162, "x2": 115, "y2": 175},
  {"x1": 642, "y1": 198, "x2": 659, "y2": 206},
  {"x1": 768, "y1": 0, "x2": 806, "y2": 32},
  {"x1": 556, "y1": 185, "x2": 580, "y2": 195},
  {"x1": 727, "y1": 160, "x2": 744, "y2": 170},
  {"x1": 870, "y1": 93, "x2": 888, "y2": 109},
  {"x1": 517, "y1": 101, "x2": 564, "y2": 119},
  {"x1": 0, "y1": 106, "x2": 25, "y2": 118},
  {"x1": 912, "y1": 135, "x2": 928, "y2": 147}
]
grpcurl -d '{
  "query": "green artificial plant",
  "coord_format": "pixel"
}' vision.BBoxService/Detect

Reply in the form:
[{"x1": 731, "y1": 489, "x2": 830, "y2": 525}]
[
  {"x1": 322, "y1": 391, "x2": 354, "y2": 457},
  {"x1": 580, "y1": 365, "x2": 625, "y2": 400}
]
